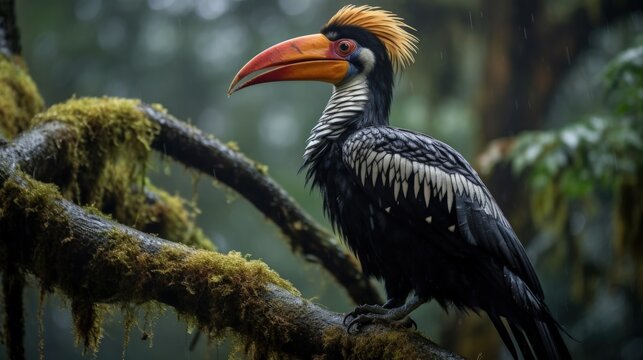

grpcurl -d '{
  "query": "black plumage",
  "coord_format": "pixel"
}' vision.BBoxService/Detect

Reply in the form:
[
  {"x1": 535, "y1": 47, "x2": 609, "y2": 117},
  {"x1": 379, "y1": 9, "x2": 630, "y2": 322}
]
[
  {"x1": 305, "y1": 24, "x2": 570, "y2": 360},
  {"x1": 230, "y1": 5, "x2": 571, "y2": 359}
]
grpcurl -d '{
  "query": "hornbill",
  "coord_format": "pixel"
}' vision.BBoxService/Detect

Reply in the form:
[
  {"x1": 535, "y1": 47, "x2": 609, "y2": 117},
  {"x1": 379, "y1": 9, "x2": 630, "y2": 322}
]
[{"x1": 228, "y1": 5, "x2": 571, "y2": 359}]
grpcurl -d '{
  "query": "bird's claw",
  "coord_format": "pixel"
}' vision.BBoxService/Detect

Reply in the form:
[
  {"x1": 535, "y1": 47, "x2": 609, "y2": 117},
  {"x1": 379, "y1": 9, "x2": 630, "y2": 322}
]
[
  {"x1": 343, "y1": 304, "x2": 388, "y2": 326},
  {"x1": 344, "y1": 311, "x2": 417, "y2": 333},
  {"x1": 343, "y1": 313, "x2": 352, "y2": 326},
  {"x1": 346, "y1": 314, "x2": 416, "y2": 333}
]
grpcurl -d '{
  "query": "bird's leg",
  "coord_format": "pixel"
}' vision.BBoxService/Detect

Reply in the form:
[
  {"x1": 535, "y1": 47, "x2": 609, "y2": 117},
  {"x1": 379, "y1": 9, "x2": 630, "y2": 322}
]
[
  {"x1": 345, "y1": 294, "x2": 425, "y2": 333},
  {"x1": 343, "y1": 304, "x2": 388, "y2": 326},
  {"x1": 342, "y1": 296, "x2": 406, "y2": 325}
]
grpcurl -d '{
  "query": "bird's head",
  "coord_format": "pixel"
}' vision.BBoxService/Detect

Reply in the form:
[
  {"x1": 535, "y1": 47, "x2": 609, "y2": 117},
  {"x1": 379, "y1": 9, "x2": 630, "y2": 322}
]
[{"x1": 227, "y1": 5, "x2": 417, "y2": 95}]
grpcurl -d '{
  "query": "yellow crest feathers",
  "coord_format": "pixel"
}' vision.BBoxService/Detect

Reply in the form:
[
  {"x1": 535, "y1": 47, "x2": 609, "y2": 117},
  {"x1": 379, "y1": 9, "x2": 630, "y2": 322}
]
[{"x1": 325, "y1": 5, "x2": 418, "y2": 72}]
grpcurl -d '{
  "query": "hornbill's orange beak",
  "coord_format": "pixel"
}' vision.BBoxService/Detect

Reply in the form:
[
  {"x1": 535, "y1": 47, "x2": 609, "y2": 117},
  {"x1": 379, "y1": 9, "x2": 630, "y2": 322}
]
[{"x1": 228, "y1": 34, "x2": 350, "y2": 95}]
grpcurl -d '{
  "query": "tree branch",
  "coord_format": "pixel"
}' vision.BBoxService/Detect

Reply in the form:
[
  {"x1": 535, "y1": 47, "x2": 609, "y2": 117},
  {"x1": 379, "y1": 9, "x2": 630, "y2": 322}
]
[
  {"x1": 0, "y1": 118, "x2": 213, "y2": 250},
  {"x1": 6, "y1": 97, "x2": 380, "y2": 305},
  {"x1": 0, "y1": 138, "x2": 460, "y2": 359},
  {"x1": 0, "y1": 3, "x2": 33, "y2": 358},
  {"x1": 1, "y1": 0, "x2": 379, "y2": 306},
  {"x1": 141, "y1": 104, "x2": 381, "y2": 305}
]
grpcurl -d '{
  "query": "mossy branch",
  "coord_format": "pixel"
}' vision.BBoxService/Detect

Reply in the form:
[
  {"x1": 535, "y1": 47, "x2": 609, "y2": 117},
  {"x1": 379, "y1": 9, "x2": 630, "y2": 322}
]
[
  {"x1": 0, "y1": 146, "x2": 460, "y2": 359},
  {"x1": 0, "y1": 2, "x2": 378, "y2": 304},
  {"x1": 141, "y1": 104, "x2": 381, "y2": 305},
  {"x1": 1, "y1": 118, "x2": 213, "y2": 250},
  {"x1": 8, "y1": 96, "x2": 378, "y2": 304},
  {"x1": 0, "y1": 5, "x2": 31, "y2": 358}
]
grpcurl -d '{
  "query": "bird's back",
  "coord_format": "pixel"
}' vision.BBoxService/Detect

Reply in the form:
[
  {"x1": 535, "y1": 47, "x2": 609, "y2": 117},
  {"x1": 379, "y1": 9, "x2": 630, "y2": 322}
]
[{"x1": 308, "y1": 125, "x2": 571, "y2": 359}]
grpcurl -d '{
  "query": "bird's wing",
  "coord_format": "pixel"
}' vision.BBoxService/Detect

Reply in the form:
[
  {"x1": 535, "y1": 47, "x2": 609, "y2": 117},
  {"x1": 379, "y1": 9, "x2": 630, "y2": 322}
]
[{"x1": 342, "y1": 126, "x2": 543, "y2": 297}]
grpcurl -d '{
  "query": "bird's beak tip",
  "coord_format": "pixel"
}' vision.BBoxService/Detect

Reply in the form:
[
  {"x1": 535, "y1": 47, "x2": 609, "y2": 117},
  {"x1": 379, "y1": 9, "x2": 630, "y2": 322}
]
[
  {"x1": 227, "y1": 76, "x2": 240, "y2": 96},
  {"x1": 227, "y1": 34, "x2": 348, "y2": 94}
]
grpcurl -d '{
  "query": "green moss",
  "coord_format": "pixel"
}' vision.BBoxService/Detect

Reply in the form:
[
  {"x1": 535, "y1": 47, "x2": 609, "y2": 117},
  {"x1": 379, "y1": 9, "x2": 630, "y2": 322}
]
[
  {"x1": 0, "y1": 175, "x2": 298, "y2": 355},
  {"x1": 92, "y1": 229, "x2": 299, "y2": 351},
  {"x1": 23, "y1": 97, "x2": 214, "y2": 249},
  {"x1": 71, "y1": 300, "x2": 106, "y2": 353},
  {"x1": 0, "y1": 176, "x2": 70, "y2": 292},
  {"x1": 322, "y1": 327, "x2": 433, "y2": 360},
  {"x1": 149, "y1": 103, "x2": 168, "y2": 114},
  {"x1": 0, "y1": 176, "x2": 106, "y2": 353},
  {"x1": 255, "y1": 162, "x2": 269, "y2": 175},
  {"x1": 120, "y1": 306, "x2": 136, "y2": 360},
  {"x1": 141, "y1": 303, "x2": 165, "y2": 347},
  {"x1": 0, "y1": 57, "x2": 44, "y2": 138},
  {"x1": 0, "y1": 59, "x2": 216, "y2": 355},
  {"x1": 97, "y1": 164, "x2": 214, "y2": 250},
  {"x1": 30, "y1": 97, "x2": 157, "y2": 204},
  {"x1": 226, "y1": 141, "x2": 240, "y2": 152},
  {"x1": 0, "y1": 176, "x2": 90, "y2": 351},
  {"x1": 140, "y1": 185, "x2": 214, "y2": 250}
]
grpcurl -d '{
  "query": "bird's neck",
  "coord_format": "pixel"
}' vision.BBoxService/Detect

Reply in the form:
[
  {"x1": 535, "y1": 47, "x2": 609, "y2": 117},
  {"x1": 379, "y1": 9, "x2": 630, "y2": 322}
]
[{"x1": 303, "y1": 74, "x2": 390, "y2": 163}]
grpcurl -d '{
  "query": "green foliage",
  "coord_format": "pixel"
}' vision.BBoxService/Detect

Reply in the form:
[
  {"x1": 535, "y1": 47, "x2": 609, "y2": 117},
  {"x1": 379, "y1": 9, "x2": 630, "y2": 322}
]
[
  {"x1": 604, "y1": 45, "x2": 643, "y2": 115},
  {"x1": 511, "y1": 116, "x2": 641, "y2": 196},
  {"x1": 505, "y1": 42, "x2": 643, "y2": 306},
  {"x1": 509, "y1": 43, "x2": 643, "y2": 221}
]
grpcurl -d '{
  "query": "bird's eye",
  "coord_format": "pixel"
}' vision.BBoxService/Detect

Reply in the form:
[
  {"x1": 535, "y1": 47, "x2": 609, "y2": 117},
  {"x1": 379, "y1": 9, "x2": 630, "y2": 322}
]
[{"x1": 334, "y1": 39, "x2": 357, "y2": 56}]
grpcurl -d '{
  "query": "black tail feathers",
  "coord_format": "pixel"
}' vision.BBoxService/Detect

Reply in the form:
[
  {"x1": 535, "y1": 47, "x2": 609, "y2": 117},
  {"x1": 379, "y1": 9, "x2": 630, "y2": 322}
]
[{"x1": 490, "y1": 315, "x2": 571, "y2": 360}]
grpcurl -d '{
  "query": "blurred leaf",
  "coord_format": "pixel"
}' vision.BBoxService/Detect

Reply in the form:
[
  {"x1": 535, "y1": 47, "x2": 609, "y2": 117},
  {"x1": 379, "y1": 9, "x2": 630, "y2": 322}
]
[
  {"x1": 497, "y1": 42, "x2": 643, "y2": 304},
  {"x1": 604, "y1": 44, "x2": 643, "y2": 115},
  {"x1": 508, "y1": 41, "x2": 643, "y2": 202}
]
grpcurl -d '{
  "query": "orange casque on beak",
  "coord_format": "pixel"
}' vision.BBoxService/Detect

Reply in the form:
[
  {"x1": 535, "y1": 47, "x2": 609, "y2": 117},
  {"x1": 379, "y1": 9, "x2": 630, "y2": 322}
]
[{"x1": 227, "y1": 33, "x2": 350, "y2": 95}]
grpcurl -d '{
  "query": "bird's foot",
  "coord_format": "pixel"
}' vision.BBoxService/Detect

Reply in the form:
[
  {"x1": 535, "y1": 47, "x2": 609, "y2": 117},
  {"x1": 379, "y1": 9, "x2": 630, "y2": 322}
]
[
  {"x1": 344, "y1": 306, "x2": 417, "y2": 333},
  {"x1": 343, "y1": 304, "x2": 389, "y2": 325}
]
